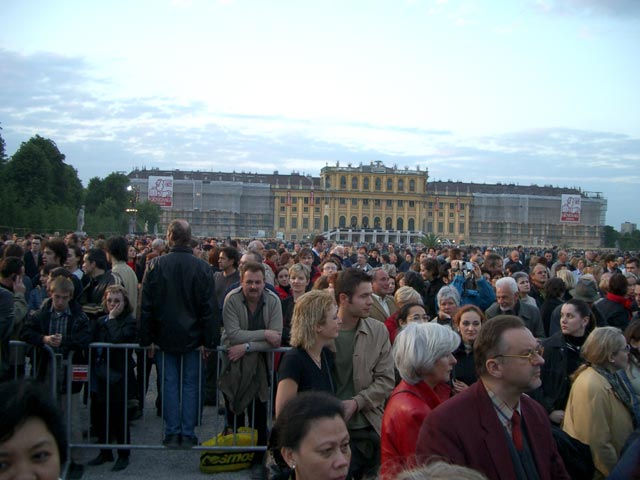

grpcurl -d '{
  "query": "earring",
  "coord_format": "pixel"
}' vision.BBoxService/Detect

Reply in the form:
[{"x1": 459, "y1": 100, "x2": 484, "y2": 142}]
[{"x1": 290, "y1": 464, "x2": 296, "y2": 470}]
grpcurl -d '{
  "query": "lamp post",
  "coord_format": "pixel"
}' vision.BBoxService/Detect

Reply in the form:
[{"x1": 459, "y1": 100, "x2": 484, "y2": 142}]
[{"x1": 126, "y1": 185, "x2": 140, "y2": 235}]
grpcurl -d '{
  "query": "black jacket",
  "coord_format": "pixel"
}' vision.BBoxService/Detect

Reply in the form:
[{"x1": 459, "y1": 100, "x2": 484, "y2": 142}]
[
  {"x1": 452, "y1": 338, "x2": 477, "y2": 387},
  {"x1": 529, "y1": 332, "x2": 584, "y2": 417},
  {"x1": 594, "y1": 297, "x2": 630, "y2": 331},
  {"x1": 140, "y1": 246, "x2": 219, "y2": 352}
]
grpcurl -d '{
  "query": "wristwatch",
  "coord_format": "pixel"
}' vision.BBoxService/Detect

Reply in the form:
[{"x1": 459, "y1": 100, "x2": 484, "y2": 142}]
[{"x1": 245, "y1": 343, "x2": 251, "y2": 352}]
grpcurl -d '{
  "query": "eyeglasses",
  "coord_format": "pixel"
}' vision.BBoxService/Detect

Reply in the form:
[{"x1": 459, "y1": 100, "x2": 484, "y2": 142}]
[{"x1": 493, "y1": 346, "x2": 544, "y2": 364}]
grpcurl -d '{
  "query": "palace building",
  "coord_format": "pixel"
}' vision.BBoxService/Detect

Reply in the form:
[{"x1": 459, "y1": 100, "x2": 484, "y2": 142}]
[{"x1": 128, "y1": 162, "x2": 607, "y2": 247}]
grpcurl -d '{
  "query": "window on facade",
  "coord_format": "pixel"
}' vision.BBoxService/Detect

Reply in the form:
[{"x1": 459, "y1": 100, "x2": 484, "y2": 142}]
[
  {"x1": 386, "y1": 217, "x2": 393, "y2": 229},
  {"x1": 279, "y1": 217, "x2": 285, "y2": 228},
  {"x1": 292, "y1": 207, "x2": 297, "y2": 213},
  {"x1": 304, "y1": 207, "x2": 309, "y2": 213},
  {"x1": 449, "y1": 212, "x2": 454, "y2": 218},
  {"x1": 459, "y1": 223, "x2": 465, "y2": 234},
  {"x1": 324, "y1": 216, "x2": 329, "y2": 230},
  {"x1": 449, "y1": 222, "x2": 454, "y2": 234},
  {"x1": 428, "y1": 202, "x2": 433, "y2": 209},
  {"x1": 438, "y1": 211, "x2": 443, "y2": 218},
  {"x1": 351, "y1": 198, "x2": 358, "y2": 206},
  {"x1": 280, "y1": 206, "x2": 285, "y2": 212},
  {"x1": 449, "y1": 203, "x2": 455, "y2": 209},
  {"x1": 408, "y1": 218, "x2": 415, "y2": 230},
  {"x1": 375, "y1": 178, "x2": 381, "y2": 191},
  {"x1": 363, "y1": 178, "x2": 369, "y2": 190},
  {"x1": 315, "y1": 207, "x2": 320, "y2": 213},
  {"x1": 363, "y1": 199, "x2": 369, "y2": 206},
  {"x1": 362, "y1": 216, "x2": 369, "y2": 227},
  {"x1": 409, "y1": 179, "x2": 415, "y2": 192},
  {"x1": 386, "y1": 200, "x2": 392, "y2": 207},
  {"x1": 325, "y1": 177, "x2": 331, "y2": 189},
  {"x1": 397, "y1": 218, "x2": 404, "y2": 230},
  {"x1": 292, "y1": 197, "x2": 297, "y2": 204},
  {"x1": 409, "y1": 201, "x2": 415, "y2": 207},
  {"x1": 340, "y1": 176, "x2": 346, "y2": 189},
  {"x1": 374, "y1": 217, "x2": 381, "y2": 228},
  {"x1": 291, "y1": 218, "x2": 298, "y2": 228},
  {"x1": 398, "y1": 179, "x2": 404, "y2": 191},
  {"x1": 397, "y1": 200, "x2": 403, "y2": 207},
  {"x1": 438, "y1": 222, "x2": 444, "y2": 233},
  {"x1": 374, "y1": 199, "x2": 381, "y2": 207},
  {"x1": 386, "y1": 178, "x2": 393, "y2": 191},
  {"x1": 340, "y1": 198, "x2": 346, "y2": 205},
  {"x1": 427, "y1": 222, "x2": 433, "y2": 233},
  {"x1": 339, "y1": 216, "x2": 346, "y2": 228},
  {"x1": 439, "y1": 202, "x2": 443, "y2": 210},
  {"x1": 303, "y1": 218, "x2": 309, "y2": 229},
  {"x1": 303, "y1": 197, "x2": 309, "y2": 204},
  {"x1": 352, "y1": 177, "x2": 358, "y2": 190},
  {"x1": 314, "y1": 218, "x2": 320, "y2": 230},
  {"x1": 280, "y1": 196, "x2": 285, "y2": 203},
  {"x1": 351, "y1": 216, "x2": 357, "y2": 227}
]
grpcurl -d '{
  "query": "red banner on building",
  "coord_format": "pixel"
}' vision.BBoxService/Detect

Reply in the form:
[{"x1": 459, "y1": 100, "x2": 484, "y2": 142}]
[
  {"x1": 434, "y1": 197, "x2": 440, "y2": 210},
  {"x1": 310, "y1": 190, "x2": 314, "y2": 205},
  {"x1": 456, "y1": 197, "x2": 461, "y2": 212},
  {"x1": 286, "y1": 190, "x2": 291, "y2": 206}
]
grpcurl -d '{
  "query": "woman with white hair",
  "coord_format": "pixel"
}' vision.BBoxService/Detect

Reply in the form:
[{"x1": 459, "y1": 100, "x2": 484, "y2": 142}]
[
  {"x1": 380, "y1": 322, "x2": 460, "y2": 479},
  {"x1": 433, "y1": 286, "x2": 460, "y2": 329}
]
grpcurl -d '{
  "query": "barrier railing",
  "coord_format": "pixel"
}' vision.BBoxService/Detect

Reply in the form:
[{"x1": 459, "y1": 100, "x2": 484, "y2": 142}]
[{"x1": 8, "y1": 340, "x2": 58, "y2": 398}]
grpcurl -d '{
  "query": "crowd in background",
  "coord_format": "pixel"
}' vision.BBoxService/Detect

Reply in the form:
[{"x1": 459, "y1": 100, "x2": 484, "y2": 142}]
[{"x1": 1, "y1": 227, "x2": 640, "y2": 479}]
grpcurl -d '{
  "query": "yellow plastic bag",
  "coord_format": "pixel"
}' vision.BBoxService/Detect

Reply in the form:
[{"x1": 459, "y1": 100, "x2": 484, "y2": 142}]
[{"x1": 199, "y1": 427, "x2": 258, "y2": 473}]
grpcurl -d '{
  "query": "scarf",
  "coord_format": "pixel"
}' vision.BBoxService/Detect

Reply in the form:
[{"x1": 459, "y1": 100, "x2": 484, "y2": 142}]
[
  {"x1": 592, "y1": 365, "x2": 640, "y2": 429},
  {"x1": 606, "y1": 292, "x2": 633, "y2": 319}
]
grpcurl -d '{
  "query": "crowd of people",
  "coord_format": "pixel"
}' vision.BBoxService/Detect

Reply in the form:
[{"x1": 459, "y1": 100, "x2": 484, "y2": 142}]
[{"x1": 1, "y1": 226, "x2": 640, "y2": 479}]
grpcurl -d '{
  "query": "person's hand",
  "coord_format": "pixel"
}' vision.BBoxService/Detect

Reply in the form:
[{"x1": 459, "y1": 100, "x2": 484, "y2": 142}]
[
  {"x1": 13, "y1": 274, "x2": 26, "y2": 295},
  {"x1": 342, "y1": 399, "x2": 358, "y2": 422},
  {"x1": 227, "y1": 344, "x2": 246, "y2": 362},
  {"x1": 452, "y1": 380, "x2": 468, "y2": 394},
  {"x1": 472, "y1": 262, "x2": 482, "y2": 278},
  {"x1": 108, "y1": 300, "x2": 124, "y2": 319},
  {"x1": 549, "y1": 410, "x2": 565, "y2": 424},
  {"x1": 44, "y1": 334, "x2": 62, "y2": 347},
  {"x1": 264, "y1": 330, "x2": 281, "y2": 347}
]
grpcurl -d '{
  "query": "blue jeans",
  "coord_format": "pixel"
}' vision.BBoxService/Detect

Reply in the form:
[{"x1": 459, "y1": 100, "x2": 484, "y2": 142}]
[{"x1": 156, "y1": 350, "x2": 201, "y2": 438}]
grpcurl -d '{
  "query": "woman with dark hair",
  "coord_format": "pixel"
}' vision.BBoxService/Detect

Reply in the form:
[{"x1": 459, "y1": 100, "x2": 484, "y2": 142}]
[
  {"x1": 403, "y1": 270, "x2": 428, "y2": 308},
  {"x1": 275, "y1": 266, "x2": 292, "y2": 300},
  {"x1": 594, "y1": 273, "x2": 632, "y2": 330},
  {"x1": 541, "y1": 278, "x2": 566, "y2": 336},
  {"x1": 420, "y1": 259, "x2": 444, "y2": 317},
  {"x1": 531, "y1": 299, "x2": 593, "y2": 425},
  {"x1": 270, "y1": 391, "x2": 350, "y2": 480},
  {"x1": 451, "y1": 305, "x2": 486, "y2": 393},
  {"x1": 623, "y1": 320, "x2": 640, "y2": 398},
  {"x1": 0, "y1": 379, "x2": 67, "y2": 479},
  {"x1": 88, "y1": 284, "x2": 137, "y2": 471}
]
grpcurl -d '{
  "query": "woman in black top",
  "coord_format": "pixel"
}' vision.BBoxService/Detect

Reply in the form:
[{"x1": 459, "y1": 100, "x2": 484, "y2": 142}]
[{"x1": 275, "y1": 290, "x2": 339, "y2": 418}]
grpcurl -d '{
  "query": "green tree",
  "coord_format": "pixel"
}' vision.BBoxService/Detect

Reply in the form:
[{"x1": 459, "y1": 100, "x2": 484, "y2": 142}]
[
  {"x1": 84, "y1": 173, "x2": 132, "y2": 235},
  {"x1": 136, "y1": 200, "x2": 161, "y2": 233},
  {"x1": 418, "y1": 233, "x2": 441, "y2": 249},
  {"x1": 0, "y1": 123, "x2": 7, "y2": 166},
  {"x1": 603, "y1": 225, "x2": 619, "y2": 249},
  {"x1": 0, "y1": 134, "x2": 82, "y2": 232}
]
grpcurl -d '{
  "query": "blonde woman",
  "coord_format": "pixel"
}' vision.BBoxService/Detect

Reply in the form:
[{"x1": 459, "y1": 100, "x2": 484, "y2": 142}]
[
  {"x1": 280, "y1": 263, "x2": 310, "y2": 346},
  {"x1": 562, "y1": 327, "x2": 637, "y2": 479},
  {"x1": 275, "y1": 290, "x2": 340, "y2": 417}
]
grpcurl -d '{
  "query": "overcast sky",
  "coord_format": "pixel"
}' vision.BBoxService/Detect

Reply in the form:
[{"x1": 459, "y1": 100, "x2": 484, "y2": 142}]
[{"x1": 1, "y1": 0, "x2": 639, "y2": 229}]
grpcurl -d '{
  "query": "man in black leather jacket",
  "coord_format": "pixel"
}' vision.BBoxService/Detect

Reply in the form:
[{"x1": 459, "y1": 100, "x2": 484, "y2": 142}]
[{"x1": 140, "y1": 219, "x2": 218, "y2": 448}]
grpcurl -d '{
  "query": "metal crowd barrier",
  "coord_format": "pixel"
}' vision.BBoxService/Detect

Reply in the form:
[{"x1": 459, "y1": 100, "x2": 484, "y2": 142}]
[
  {"x1": 8, "y1": 340, "x2": 58, "y2": 398},
  {"x1": 55, "y1": 343, "x2": 290, "y2": 473}
]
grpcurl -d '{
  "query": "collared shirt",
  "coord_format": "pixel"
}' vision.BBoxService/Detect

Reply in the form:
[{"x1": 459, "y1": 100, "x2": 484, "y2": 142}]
[
  {"x1": 48, "y1": 305, "x2": 71, "y2": 336},
  {"x1": 242, "y1": 292, "x2": 266, "y2": 331},
  {"x1": 372, "y1": 293, "x2": 390, "y2": 317},
  {"x1": 484, "y1": 380, "x2": 521, "y2": 436}
]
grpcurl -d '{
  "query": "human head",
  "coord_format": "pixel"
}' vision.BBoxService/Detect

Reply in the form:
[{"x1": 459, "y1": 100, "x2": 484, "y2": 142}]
[
  {"x1": 396, "y1": 461, "x2": 489, "y2": 480},
  {"x1": 544, "y1": 277, "x2": 566, "y2": 300},
  {"x1": 66, "y1": 245, "x2": 83, "y2": 271},
  {"x1": 420, "y1": 258, "x2": 440, "y2": 282},
  {"x1": 289, "y1": 263, "x2": 310, "y2": 293},
  {"x1": 247, "y1": 240, "x2": 266, "y2": 256},
  {"x1": 569, "y1": 276, "x2": 600, "y2": 303},
  {"x1": 275, "y1": 266, "x2": 290, "y2": 288},
  {"x1": 512, "y1": 272, "x2": 530, "y2": 295},
  {"x1": 0, "y1": 256, "x2": 24, "y2": 280},
  {"x1": 560, "y1": 299, "x2": 593, "y2": 337},
  {"x1": 240, "y1": 261, "x2": 266, "y2": 302},
  {"x1": 42, "y1": 239, "x2": 67, "y2": 267},
  {"x1": 580, "y1": 326, "x2": 628, "y2": 372},
  {"x1": 396, "y1": 302, "x2": 429, "y2": 328},
  {"x1": 239, "y1": 251, "x2": 262, "y2": 270},
  {"x1": 370, "y1": 268, "x2": 390, "y2": 296},
  {"x1": 474, "y1": 315, "x2": 526, "y2": 376},
  {"x1": 608, "y1": 273, "x2": 628, "y2": 296},
  {"x1": 297, "y1": 247, "x2": 315, "y2": 268},
  {"x1": 334, "y1": 268, "x2": 373, "y2": 319},
  {"x1": 530, "y1": 264, "x2": 549, "y2": 288},
  {"x1": 48, "y1": 276, "x2": 74, "y2": 313},
  {"x1": 167, "y1": 219, "x2": 191, "y2": 247},
  {"x1": 393, "y1": 322, "x2": 460, "y2": 386},
  {"x1": 453, "y1": 305, "x2": 486, "y2": 345},
  {"x1": 290, "y1": 290, "x2": 338, "y2": 350},
  {"x1": 106, "y1": 236, "x2": 128, "y2": 263},
  {"x1": 272, "y1": 392, "x2": 350, "y2": 480},
  {"x1": 555, "y1": 269, "x2": 575, "y2": 291},
  {"x1": 625, "y1": 257, "x2": 639, "y2": 276},
  {"x1": 624, "y1": 320, "x2": 640, "y2": 350},
  {"x1": 0, "y1": 380, "x2": 67, "y2": 477},
  {"x1": 394, "y1": 286, "x2": 423, "y2": 309},
  {"x1": 83, "y1": 248, "x2": 109, "y2": 277},
  {"x1": 218, "y1": 246, "x2": 240, "y2": 270},
  {"x1": 101, "y1": 284, "x2": 133, "y2": 317},
  {"x1": 494, "y1": 277, "x2": 519, "y2": 311},
  {"x1": 313, "y1": 235, "x2": 327, "y2": 252},
  {"x1": 320, "y1": 259, "x2": 339, "y2": 276},
  {"x1": 437, "y1": 286, "x2": 460, "y2": 318}
]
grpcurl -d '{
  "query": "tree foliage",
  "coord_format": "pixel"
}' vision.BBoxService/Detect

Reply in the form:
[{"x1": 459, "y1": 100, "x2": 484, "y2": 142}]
[
  {"x1": 603, "y1": 226, "x2": 619, "y2": 249},
  {"x1": 418, "y1": 233, "x2": 441, "y2": 249},
  {"x1": 136, "y1": 200, "x2": 161, "y2": 233},
  {"x1": 0, "y1": 135, "x2": 82, "y2": 232},
  {"x1": 0, "y1": 123, "x2": 7, "y2": 166}
]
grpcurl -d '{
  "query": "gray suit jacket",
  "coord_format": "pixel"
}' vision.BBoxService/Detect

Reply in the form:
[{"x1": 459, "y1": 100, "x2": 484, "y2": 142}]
[
  {"x1": 369, "y1": 295, "x2": 398, "y2": 323},
  {"x1": 485, "y1": 300, "x2": 545, "y2": 338}
]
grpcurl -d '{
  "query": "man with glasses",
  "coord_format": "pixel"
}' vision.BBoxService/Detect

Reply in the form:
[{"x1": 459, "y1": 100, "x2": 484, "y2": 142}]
[{"x1": 417, "y1": 315, "x2": 569, "y2": 480}]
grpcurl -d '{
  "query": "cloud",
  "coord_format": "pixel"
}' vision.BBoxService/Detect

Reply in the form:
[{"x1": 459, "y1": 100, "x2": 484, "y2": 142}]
[{"x1": 530, "y1": 0, "x2": 640, "y2": 17}]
